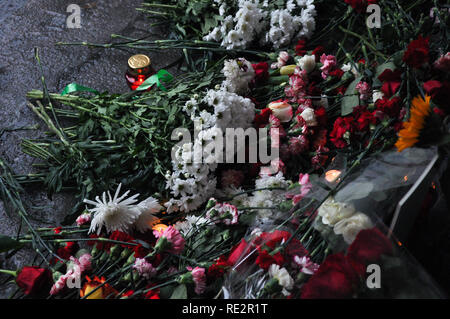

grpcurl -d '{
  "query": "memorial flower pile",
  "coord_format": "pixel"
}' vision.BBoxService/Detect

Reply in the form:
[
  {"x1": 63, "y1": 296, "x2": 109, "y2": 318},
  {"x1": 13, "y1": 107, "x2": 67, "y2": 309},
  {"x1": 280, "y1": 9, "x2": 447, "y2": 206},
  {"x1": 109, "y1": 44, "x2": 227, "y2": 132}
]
[{"x1": 0, "y1": 0, "x2": 448, "y2": 299}]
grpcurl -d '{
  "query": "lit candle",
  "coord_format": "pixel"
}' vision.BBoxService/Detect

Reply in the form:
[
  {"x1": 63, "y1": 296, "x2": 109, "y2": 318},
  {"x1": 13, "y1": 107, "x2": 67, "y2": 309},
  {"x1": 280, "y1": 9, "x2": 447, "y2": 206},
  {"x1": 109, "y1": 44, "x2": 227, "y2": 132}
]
[
  {"x1": 125, "y1": 54, "x2": 156, "y2": 91},
  {"x1": 325, "y1": 169, "x2": 341, "y2": 183},
  {"x1": 152, "y1": 223, "x2": 168, "y2": 234}
]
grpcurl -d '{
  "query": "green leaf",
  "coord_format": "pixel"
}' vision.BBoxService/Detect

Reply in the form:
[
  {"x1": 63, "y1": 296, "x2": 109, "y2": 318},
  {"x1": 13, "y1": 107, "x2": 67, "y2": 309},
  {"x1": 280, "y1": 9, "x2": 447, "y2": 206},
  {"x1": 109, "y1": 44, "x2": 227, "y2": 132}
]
[
  {"x1": 341, "y1": 76, "x2": 362, "y2": 116},
  {"x1": 374, "y1": 61, "x2": 396, "y2": 79},
  {"x1": 0, "y1": 235, "x2": 23, "y2": 253},
  {"x1": 170, "y1": 284, "x2": 188, "y2": 299}
]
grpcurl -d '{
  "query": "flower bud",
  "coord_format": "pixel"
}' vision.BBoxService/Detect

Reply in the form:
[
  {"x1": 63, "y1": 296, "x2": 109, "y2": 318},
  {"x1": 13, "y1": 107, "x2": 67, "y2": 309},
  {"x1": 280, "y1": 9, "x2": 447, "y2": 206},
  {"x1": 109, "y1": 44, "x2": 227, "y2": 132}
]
[
  {"x1": 268, "y1": 100, "x2": 293, "y2": 123},
  {"x1": 177, "y1": 272, "x2": 194, "y2": 284},
  {"x1": 280, "y1": 64, "x2": 297, "y2": 75}
]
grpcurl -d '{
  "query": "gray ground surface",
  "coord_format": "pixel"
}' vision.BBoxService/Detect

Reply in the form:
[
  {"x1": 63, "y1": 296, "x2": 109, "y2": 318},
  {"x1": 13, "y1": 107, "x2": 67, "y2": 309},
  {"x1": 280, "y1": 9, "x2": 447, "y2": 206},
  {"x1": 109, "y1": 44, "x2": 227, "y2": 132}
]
[{"x1": 0, "y1": 0, "x2": 180, "y2": 298}]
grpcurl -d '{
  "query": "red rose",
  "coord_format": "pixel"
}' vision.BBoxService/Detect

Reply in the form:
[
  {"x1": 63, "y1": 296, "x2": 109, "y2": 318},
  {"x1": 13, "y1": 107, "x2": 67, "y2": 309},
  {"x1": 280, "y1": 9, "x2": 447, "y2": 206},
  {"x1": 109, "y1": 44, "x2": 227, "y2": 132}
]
[
  {"x1": 375, "y1": 96, "x2": 402, "y2": 117},
  {"x1": 227, "y1": 239, "x2": 251, "y2": 266},
  {"x1": 301, "y1": 253, "x2": 361, "y2": 299},
  {"x1": 255, "y1": 249, "x2": 285, "y2": 270},
  {"x1": 330, "y1": 116, "x2": 354, "y2": 148},
  {"x1": 402, "y1": 35, "x2": 429, "y2": 68},
  {"x1": 347, "y1": 227, "x2": 393, "y2": 265},
  {"x1": 53, "y1": 227, "x2": 62, "y2": 234},
  {"x1": 16, "y1": 266, "x2": 52, "y2": 296},
  {"x1": 254, "y1": 108, "x2": 272, "y2": 128},
  {"x1": 295, "y1": 39, "x2": 307, "y2": 56},
  {"x1": 378, "y1": 69, "x2": 402, "y2": 98},
  {"x1": 345, "y1": 0, "x2": 377, "y2": 13},
  {"x1": 252, "y1": 62, "x2": 269, "y2": 84}
]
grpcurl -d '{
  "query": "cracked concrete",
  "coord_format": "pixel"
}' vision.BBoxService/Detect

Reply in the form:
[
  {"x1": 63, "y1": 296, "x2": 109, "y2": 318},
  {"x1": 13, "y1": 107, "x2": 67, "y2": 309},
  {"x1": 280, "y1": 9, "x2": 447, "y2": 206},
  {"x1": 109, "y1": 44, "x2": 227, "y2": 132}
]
[{"x1": 0, "y1": 0, "x2": 180, "y2": 297}]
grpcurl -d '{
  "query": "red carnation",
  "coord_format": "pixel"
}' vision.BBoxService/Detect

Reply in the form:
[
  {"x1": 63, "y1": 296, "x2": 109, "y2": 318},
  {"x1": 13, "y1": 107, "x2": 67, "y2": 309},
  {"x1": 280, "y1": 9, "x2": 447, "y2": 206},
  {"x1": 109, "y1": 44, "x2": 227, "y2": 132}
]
[
  {"x1": 207, "y1": 256, "x2": 230, "y2": 280},
  {"x1": 254, "y1": 230, "x2": 291, "y2": 249},
  {"x1": 255, "y1": 249, "x2": 285, "y2": 270},
  {"x1": 314, "y1": 106, "x2": 328, "y2": 127},
  {"x1": 329, "y1": 68, "x2": 344, "y2": 79},
  {"x1": 133, "y1": 244, "x2": 150, "y2": 258},
  {"x1": 423, "y1": 80, "x2": 450, "y2": 107},
  {"x1": 378, "y1": 69, "x2": 402, "y2": 98},
  {"x1": 285, "y1": 237, "x2": 309, "y2": 258},
  {"x1": 55, "y1": 241, "x2": 78, "y2": 261},
  {"x1": 402, "y1": 35, "x2": 429, "y2": 69},
  {"x1": 345, "y1": 0, "x2": 377, "y2": 13},
  {"x1": 295, "y1": 39, "x2": 307, "y2": 56},
  {"x1": 144, "y1": 285, "x2": 160, "y2": 299},
  {"x1": 353, "y1": 106, "x2": 377, "y2": 131},
  {"x1": 16, "y1": 266, "x2": 53, "y2": 296},
  {"x1": 252, "y1": 62, "x2": 269, "y2": 84},
  {"x1": 375, "y1": 96, "x2": 402, "y2": 118},
  {"x1": 347, "y1": 227, "x2": 393, "y2": 265},
  {"x1": 254, "y1": 108, "x2": 272, "y2": 128},
  {"x1": 109, "y1": 230, "x2": 136, "y2": 249},
  {"x1": 301, "y1": 253, "x2": 361, "y2": 299},
  {"x1": 330, "y1": 116, "x2": 354, "y2": 148}
]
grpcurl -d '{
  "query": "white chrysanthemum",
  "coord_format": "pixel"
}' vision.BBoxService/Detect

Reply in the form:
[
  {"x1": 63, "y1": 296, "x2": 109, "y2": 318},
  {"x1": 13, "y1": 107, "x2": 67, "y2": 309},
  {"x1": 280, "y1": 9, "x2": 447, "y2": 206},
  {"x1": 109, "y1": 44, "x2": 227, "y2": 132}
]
[
  {"x1": 84, "y1": 184, "x2": 141, "y2": 235},
  {"x1": 268, "y1": 264, "x2": 294, "y2": 296},
  {"x1": 174, "y1": 215, "x2": 211, "y2": 236},
  {"x1": 255, "y1": 171, "x2": 289, "y2": 189},
  {"x1": 134, "y1": 197, "x2": 163, "y2": 233}
]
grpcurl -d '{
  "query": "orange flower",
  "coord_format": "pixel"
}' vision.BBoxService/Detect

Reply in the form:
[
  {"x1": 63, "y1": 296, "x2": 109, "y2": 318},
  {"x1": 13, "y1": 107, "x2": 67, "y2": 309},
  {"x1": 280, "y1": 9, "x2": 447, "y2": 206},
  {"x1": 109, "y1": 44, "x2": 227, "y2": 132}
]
[
  {"x1": 80, "y1": 276, "x2": 118, "y2": 299},
  {"x1": 395, "y1": 95, "x2": 431, "y2": 152}
]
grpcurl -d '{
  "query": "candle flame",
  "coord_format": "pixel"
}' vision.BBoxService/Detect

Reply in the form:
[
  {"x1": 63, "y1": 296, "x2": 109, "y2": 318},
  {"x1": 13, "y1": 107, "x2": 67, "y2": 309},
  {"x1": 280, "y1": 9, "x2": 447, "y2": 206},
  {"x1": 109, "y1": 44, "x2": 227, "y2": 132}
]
[
  {"x1": 325, "y1": 170, "x2": 342, "y2": 183},
  {"x1": 152, "y1": 223, "x2": 168, "y2": 233}
]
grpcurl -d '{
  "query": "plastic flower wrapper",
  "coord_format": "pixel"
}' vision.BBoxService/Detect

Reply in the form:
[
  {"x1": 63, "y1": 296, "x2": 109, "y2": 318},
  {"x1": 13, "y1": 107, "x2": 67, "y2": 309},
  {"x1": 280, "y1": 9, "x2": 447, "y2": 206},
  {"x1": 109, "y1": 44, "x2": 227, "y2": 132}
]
[
  {"x1": 318, "y1": 146, "x2": 439, "y2": 225},
  {"x1": 221, "y1": 147, "x2": 445, "y2": 298}
]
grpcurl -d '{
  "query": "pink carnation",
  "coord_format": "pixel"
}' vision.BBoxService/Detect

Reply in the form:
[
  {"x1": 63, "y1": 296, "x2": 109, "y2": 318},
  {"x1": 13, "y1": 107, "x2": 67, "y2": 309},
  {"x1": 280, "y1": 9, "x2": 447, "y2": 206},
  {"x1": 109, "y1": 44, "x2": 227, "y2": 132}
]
[
  {"x1": 288, "y1": 135, "x2": 309, "y2": 155},
  {"x1": 77, "y1": 253, "x2": 92, "y2": 272},
  {"x1": 294, "y1": 255, "x2": 320, "y2": 275},
  {"x1": 154, "y1": 226, "x2": 185, "y2": 254},
  {"x1": 320, "y1": 54, "x2": 337, "y2": 79},
  {"x1": 191, "y1": 267, "x2": 207, "y2": 295},
  {"x1": 206, "y1": 203, "x2": 239, "y2": 225},
  {"x1": 76, "y1": 213, "x2": 91, "y2": 226},
  {"x1": 434, "y1": 52, "x2": 450, "y2": 72},
  {"x1": 133, "y1": 258, "x2": 156, "y2": 279},
  {"x1": 355, "y1": 81, "x2": 372, "y2": 100}
]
